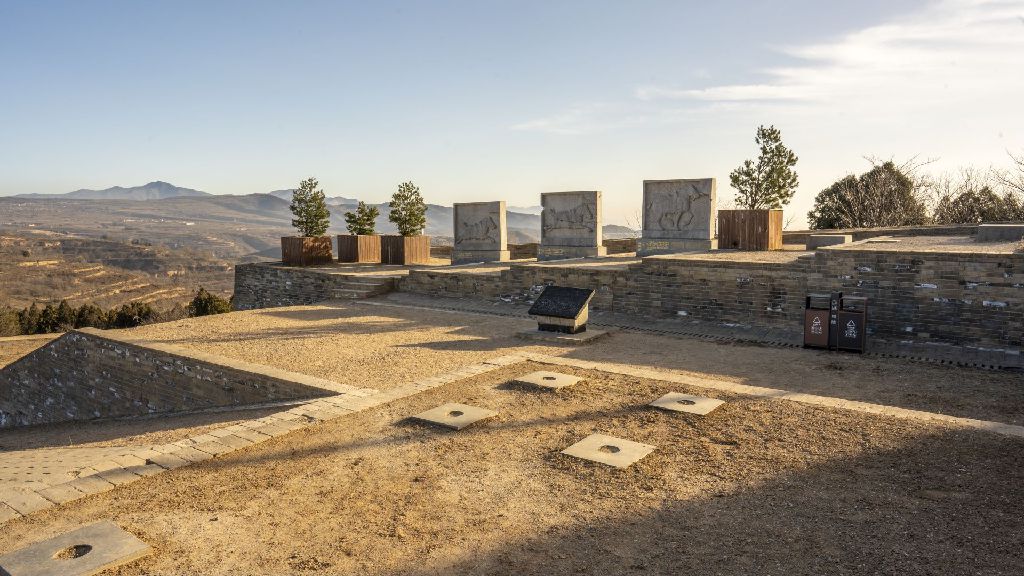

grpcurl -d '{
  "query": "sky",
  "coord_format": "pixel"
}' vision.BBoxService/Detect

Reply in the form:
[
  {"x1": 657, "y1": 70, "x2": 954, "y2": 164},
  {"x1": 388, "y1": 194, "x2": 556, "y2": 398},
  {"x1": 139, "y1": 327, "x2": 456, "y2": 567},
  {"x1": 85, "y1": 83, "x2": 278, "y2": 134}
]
[{"x1": 1, "y1": 0, "x2": 1022, "y2": 227}]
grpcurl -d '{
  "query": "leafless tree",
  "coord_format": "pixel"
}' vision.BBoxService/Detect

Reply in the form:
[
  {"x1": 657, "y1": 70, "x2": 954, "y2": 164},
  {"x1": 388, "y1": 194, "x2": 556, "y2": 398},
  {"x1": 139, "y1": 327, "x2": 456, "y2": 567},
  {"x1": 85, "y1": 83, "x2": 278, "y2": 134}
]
[
  {"x1": 993, "y1": 149, "x2": 1024, "y2": 196},
  {"x1": 623, "y1": 209, "x2": 642, "y2": 238}
]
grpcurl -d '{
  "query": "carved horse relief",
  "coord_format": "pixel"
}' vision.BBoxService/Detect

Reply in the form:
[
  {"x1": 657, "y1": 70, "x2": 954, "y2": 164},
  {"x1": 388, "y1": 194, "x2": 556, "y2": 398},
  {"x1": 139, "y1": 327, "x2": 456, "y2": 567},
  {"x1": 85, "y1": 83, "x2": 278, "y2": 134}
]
[
  {"x1": 646, "y1": 183, "x2": 709, "y2": 231},
  {"x1": 543, "y1": 202, "x2": 596, "y2": 233},
  {"x1": 456, "y1": 215, "x2": 499, "y2": 245}
]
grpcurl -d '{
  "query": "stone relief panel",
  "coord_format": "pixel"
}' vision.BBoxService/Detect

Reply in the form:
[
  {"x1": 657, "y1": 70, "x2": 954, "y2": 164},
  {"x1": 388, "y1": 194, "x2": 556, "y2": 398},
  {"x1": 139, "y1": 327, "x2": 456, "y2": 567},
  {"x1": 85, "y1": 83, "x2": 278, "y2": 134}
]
[
  {"x1": 541, "y1": 191, "x2": 602, "y2": 248},
  {"x1": 453, "y1": 201, "x2": 506, "y2": 251},
  {"x1": 642, "y1": 179, "x2": 716, "y2": 240}
]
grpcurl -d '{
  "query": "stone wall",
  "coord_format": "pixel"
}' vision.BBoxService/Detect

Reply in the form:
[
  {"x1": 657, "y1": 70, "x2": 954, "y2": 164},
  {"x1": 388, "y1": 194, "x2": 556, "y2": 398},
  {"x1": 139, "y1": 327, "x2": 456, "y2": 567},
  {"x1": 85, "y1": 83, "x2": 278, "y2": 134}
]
[
  {"x1": 401, "y1": 248, "x2": 1023, "y2": 350},
  {"x1": 782, "y1": 224, "x2": 978, "y2": 245},
  {"x1": 232, "y1": 246, "x2": 1022, "y2": 351},
  {"x1": 0, "y1": 329, "x2": 336, "y2": 428},
  {"x1": 400, "y1": 270, "x2": 509, "y2": 299},
  {"x1": 233, "y1": 262, "x2": 349, "y2": 310}
]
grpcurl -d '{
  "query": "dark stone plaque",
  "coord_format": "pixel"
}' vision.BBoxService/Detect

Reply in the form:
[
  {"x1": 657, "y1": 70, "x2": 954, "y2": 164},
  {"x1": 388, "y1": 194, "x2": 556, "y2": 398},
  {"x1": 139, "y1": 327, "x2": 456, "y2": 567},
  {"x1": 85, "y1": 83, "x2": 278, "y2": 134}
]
[{"x1": 528, "y1": 286, "x2": 595, "y2": 319}]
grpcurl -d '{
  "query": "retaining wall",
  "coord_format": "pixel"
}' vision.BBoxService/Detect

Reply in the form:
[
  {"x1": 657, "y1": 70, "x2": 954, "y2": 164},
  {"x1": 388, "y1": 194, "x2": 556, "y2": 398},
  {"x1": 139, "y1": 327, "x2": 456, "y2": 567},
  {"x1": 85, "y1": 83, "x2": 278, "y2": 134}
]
[
  {"x1": 401, "y1": 248, "x2": 1024, "y2": 351},
  {"x1": 782, "y1": 224, "x2": 978, "y2": 245},
  {"x1": 232, "y1": 246, "x2": 1023, "y2": 351},
  {"x1": 233, "y1": 263, "x2": 350, "y2": 310}
]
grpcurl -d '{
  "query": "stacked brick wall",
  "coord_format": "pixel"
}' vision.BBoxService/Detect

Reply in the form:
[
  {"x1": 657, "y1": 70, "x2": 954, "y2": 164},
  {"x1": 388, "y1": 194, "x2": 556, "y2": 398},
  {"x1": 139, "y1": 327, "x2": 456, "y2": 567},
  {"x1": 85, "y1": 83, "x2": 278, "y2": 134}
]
[
  {"x1": 233, "y1": 250, "x2": 1022, "y2": 350},
  {"x1": 399, "y1": 270, "x2": 508, "y2": 298},
  {"x1": 0, "y1": 329, "x2": 334, "y2": 428},
  {"x1": 813, "y1": 250, "x2": 1021, "y2": 348},
  {"x1": 400, "y1": 249, "x2": 1023, "y2": 350},
  {"x1": 782, "y1": 224, "x2": 978, "y2": 245},
  {"x1": 233, "y1": 263, "x2": 349, "y2": 310}
]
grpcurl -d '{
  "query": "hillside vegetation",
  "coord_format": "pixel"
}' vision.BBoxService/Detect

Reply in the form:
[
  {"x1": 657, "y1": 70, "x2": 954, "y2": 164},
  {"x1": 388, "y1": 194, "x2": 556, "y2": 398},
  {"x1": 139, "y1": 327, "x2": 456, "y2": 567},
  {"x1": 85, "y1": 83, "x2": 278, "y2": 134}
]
[{"x1": 0, "y1": 232, "x2": 232, "y2": 311}]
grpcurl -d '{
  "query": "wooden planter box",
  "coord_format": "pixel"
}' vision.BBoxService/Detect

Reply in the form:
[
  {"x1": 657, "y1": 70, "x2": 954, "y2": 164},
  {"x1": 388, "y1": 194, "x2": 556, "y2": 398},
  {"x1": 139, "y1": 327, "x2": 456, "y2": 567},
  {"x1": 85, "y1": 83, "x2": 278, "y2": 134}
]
[
  {"x1": 718, "y1": 209, "x2": 783, "y2": 251},
  {"x1": 337, "y1": 234, "x2": 381, "y2": 263},
  {"x1": 281, "y1": 236, "x2": 334, "y2": 266},
  {"x1": 380, "y1": 235, "x2": 431, "y2": 265}
]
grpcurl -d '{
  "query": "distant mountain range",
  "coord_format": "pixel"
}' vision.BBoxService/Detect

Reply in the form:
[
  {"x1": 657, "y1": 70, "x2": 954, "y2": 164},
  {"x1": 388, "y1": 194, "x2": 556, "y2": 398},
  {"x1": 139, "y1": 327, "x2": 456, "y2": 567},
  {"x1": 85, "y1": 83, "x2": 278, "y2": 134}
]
[
  {"x1": 266, "y1": 189, "x2": 360, "y2": 206},
  {"x1": 5, "y1": 182, "x2": 636, "y2": 245},
  {"x1": 15, "y1": 181, "x2": 209, "y2": 201}
]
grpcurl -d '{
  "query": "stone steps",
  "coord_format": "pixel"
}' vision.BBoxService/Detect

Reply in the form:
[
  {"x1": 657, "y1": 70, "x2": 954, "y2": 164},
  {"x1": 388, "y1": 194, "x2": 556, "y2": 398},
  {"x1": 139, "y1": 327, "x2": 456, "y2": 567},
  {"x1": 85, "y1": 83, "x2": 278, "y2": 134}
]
[{"x1": 331, "y1": 278, "x2": 395, "y2": 299}]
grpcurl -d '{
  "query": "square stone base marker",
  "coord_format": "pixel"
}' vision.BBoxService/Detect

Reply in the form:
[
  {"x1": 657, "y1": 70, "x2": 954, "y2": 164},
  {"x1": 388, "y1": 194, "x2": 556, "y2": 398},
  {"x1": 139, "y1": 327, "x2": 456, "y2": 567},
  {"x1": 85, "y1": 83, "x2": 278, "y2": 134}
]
[
  {"x1": 516, "y1": 328, "x2": 609, "y2": 344},
  {"x1": 0, "y1": 520, "x2": 150, "y2": 576},
  {"x1": 513, "y1": 371, "x2": 581, "y2": 391},
  {"x1": 561, "y1": 434, "x2": 656, "y2": 469},
  {"x1": 412, "y1": 403, "x2": 497, "y2": 430},
  {"x1": 649, "y1": 392, "x2": 725, "y2": 416}
]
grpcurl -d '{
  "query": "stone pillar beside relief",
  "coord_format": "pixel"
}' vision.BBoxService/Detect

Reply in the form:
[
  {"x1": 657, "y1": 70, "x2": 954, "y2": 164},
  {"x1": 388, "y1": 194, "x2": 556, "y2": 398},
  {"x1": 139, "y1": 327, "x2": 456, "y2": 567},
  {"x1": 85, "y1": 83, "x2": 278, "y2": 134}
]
[
  {"x1": 538, "y1": 191, "x2": 607, "y2": 261},
  {"x1": 637, "y1": 178, "x2": 718, "y2": 255},
  {"x1": 451, "y1": 201, "x2": 510, "y2": 264}
]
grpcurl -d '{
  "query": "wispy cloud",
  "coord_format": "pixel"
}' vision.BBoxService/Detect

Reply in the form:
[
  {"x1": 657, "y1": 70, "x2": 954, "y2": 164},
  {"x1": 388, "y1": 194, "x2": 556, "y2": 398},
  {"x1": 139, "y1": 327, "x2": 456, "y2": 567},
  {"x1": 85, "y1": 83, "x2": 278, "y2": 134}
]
[
  {"x1": 640, "y1": 0, "x2": 1024, "y2": 109},
  {"x1": 635, "y1": 84, "x2": 820, "y2": 102},
  {"x1": 515, "y1": 0, "x2": 1024, "y2": 134},
  {"x1": 509, "y1": 103, "x2": 647, "y2": 135}
]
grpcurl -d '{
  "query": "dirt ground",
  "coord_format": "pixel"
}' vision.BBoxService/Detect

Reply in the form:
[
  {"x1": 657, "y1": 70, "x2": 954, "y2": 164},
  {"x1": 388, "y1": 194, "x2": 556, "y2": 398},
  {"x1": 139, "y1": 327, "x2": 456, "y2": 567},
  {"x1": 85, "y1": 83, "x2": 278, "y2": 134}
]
[
  {"x1": 1, "y1": 362, "x2": 1021, "y2": 575},
  {"x1": 0, "y1": 335, "x2": 56, "y2": 368},
  {"x1": 122, "y1": 302, "x2": 565, "y2": 390},
  {"x1": 121, "y1": 302, "x2": 1024, "y2": 424}
]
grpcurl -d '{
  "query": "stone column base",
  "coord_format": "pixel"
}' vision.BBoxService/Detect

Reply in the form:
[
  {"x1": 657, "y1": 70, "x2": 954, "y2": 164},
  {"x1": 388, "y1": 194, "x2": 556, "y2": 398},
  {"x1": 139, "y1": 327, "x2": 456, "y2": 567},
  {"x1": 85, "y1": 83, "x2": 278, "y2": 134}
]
[
  {"x1": 537, "y1": 246, "x2": 608, "y2": 261},
  {"x1": 636, "y1": 238, "x2": 718, "y2": 256},
  {"x1": 451, "y1": 249, "x2": 510, "y2": 265}
]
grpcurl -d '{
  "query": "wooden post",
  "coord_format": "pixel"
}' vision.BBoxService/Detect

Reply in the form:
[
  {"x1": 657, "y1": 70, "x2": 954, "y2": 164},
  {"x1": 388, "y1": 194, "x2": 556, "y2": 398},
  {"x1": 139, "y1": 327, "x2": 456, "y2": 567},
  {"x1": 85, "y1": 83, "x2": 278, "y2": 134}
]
[
  {"x1": 281, "y1": 236, "x2": 334, "y2": 266},
  {"x1": 337, "y1": 235, "x2": 382, "y2": 263},
  {"x1": 717, "y1": 209, "x2": 783, "y2": 250},
  {"x1": 380, "y1": 235, "x2": 431, "y2": 265}
]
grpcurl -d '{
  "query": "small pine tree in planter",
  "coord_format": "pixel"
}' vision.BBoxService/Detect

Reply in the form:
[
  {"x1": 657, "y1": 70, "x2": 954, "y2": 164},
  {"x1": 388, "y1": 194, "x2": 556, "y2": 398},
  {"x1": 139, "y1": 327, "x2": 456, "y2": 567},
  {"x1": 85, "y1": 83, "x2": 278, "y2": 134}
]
[
  {"x1": 339, "y1": 201, "x2": 382, "y2": 263},
  {"x1": 721, "y1": 125, "x2": 798, "y2": 250},
  {"x1": 282, "y1": 177, "x2": 334, "y2": 266},
  {"x1": 382, "y1": 181, "x2": 431, "y2": 265}
]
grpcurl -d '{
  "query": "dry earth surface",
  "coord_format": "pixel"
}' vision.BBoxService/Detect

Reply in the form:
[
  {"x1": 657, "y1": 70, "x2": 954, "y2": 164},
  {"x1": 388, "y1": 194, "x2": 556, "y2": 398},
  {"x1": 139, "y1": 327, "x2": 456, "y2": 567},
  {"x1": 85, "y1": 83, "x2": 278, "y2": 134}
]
[
  {"x1": 1, "y1": 303, "x2": 1022, "y2": 574},
  {"x1": 0, "y1": 335, "x2": 56, "y2": 368},
  {"x1": 124, "y1": 302, "x2": 1024, "y2": 424},
  {"x1": 121, "y1": 302, "x2": 566, "y2": 391},
  {"x1": 0, "y1": 362, "x2": 1021, "y2": 575}
]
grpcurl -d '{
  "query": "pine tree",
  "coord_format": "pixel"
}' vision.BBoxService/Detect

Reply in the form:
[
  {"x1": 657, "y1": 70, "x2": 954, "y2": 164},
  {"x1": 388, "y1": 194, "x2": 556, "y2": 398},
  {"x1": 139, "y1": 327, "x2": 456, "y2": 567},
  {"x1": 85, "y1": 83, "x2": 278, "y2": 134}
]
[
  {"x1": 38, "y1": 303, "x2": 58, "y2": 333},
  {"x1": 0, "y1": 306, "x2": 20, "y2": 336},
  {"x1": 18, "y1": 303, "x2": 40, "y2": 334},
  {"x1": 75, "y1": 303, "x2": 108, "y2": 329},
  {"x1": 109, "y1": 302, "x2": 158, "y2": 329},
  {"x1": 289, "y1": 177, "x2": 331, "y2": 237},
  {"x1": 729, "y1": 125, "x2": 799, "y2": 209},
  {"x1": 187, "y1": 287, "x2": 232, "y2": 317},
  {"x1": 55, "y1": 300, "x2": 76, "y2": 330},
  {"x1": 388, "y1": 181, "x2": 428, "y2": 236},
  {"x1": 344, "y1": 201, "x2": 380, "y2": 235}
]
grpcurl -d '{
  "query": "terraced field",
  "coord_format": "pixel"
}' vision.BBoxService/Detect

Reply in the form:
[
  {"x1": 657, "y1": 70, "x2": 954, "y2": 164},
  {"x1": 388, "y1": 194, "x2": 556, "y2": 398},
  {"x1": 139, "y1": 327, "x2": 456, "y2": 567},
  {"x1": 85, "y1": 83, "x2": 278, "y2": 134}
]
[{"x1": 0, "y1": 232, "x2": 232, "y2": 311}]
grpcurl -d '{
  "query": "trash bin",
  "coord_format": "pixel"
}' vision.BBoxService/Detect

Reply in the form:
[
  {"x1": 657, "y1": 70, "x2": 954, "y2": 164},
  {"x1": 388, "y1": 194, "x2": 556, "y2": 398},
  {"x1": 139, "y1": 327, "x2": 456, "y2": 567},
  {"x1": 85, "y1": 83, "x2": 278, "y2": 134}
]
[
  {"x1": 803, "y1": 293, "x2": 832, "y2": 349},
  {"x1": 837, "y1": 296, "x2": 868, "y2": 353}
]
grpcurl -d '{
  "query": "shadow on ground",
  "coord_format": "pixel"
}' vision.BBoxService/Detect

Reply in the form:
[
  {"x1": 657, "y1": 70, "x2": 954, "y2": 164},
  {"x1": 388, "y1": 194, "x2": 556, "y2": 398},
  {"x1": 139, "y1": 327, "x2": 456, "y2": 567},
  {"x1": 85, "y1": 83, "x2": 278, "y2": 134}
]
[{"x1": 0, "y1": 406, "x2": 283, "y2": 452}]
